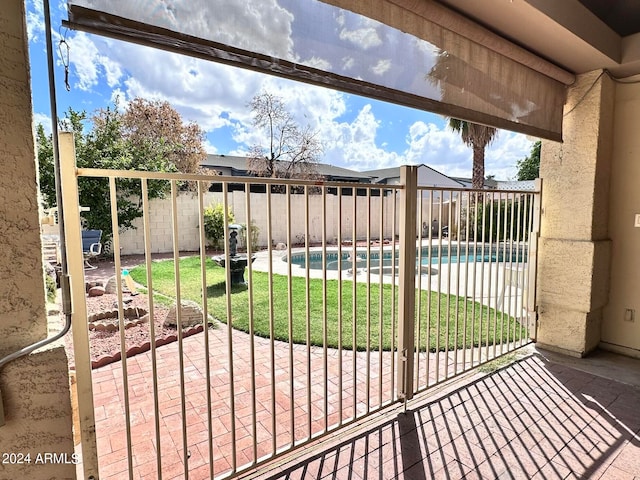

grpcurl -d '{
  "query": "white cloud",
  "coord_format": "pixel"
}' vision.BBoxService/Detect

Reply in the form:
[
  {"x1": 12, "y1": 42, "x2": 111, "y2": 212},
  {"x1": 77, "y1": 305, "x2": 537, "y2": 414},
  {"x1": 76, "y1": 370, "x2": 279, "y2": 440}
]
[
  {"x1": 304, "y1": 56, "x2": 332, "y2": 71},
  {"x1": 400, "y1": 122, "x2": 533, "y2": 180},
  {"x1": 322, "y1": 105, "x2": 401, "y2": 171},
  {"x1": 73, "y1": 0, "x2": 295, "y2": 59},
  {"x1": 66, "y1": 32, "x2": 124, "y2": 91},
  {"x1": 33, "y1": 112, "x2": 52, "y2": 135},
  {"x1": 336, "y1": 12, "x2": 383, "y2": 50},
  {"x1": 371, "y1": 59, "x2": 391, "y2": 76},
  {"x1": 26, "y1": 0, "x2": 45, "y2": 43}
]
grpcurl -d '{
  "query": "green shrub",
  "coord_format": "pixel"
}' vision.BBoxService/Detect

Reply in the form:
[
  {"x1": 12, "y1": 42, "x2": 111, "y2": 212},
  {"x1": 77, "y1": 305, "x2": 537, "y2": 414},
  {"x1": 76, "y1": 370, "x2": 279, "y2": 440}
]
[
  {"x1": 203, "y1": 203, "x2": 234, "y2": 248},
  {"x1": 45, "y1": 273, "x2": 57, "y2": 302},
  {"x1": 474, "y1": 197, "x2": 532, "y2": 242}
]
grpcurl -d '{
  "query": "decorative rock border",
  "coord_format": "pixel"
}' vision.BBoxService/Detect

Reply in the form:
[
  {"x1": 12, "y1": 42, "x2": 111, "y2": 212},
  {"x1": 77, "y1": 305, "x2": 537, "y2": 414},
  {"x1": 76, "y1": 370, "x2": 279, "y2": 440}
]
[
  {"x1": 90, "y1": 325, "x2": 204, "y2": 369},
  {"x1": 88, "y1": 307, "x2": 149, "y2": 331}
]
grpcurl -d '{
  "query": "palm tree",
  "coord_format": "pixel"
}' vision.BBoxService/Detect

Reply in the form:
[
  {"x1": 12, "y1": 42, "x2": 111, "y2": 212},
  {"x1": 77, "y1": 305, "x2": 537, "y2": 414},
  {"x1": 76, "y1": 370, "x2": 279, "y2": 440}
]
[{"x1": 448, "y1": 119, "x2": 497, "y2": 190}]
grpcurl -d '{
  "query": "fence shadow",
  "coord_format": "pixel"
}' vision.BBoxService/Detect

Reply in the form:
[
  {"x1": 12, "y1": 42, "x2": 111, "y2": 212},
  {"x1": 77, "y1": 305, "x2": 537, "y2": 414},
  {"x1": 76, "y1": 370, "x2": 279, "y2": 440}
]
[{"x1": 258, "y1": 353, "x2": 640, "y2": 479}]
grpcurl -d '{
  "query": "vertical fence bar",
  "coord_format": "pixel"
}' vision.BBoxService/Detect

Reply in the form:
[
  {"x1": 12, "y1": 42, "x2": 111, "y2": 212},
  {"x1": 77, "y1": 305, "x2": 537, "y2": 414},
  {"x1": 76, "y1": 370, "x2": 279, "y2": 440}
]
[
  {"x1": 498, "y1": 191, "x2": 509, "y2": 356},
  {"x1": 485, "y1": 192, "x2": 495, "y2": 361},
  {"x1": 513, "y1": 192, "x2": 524, "y2": 347},
  {"x1": 453, "y1": 192, "x2": 462, "y2": 375},
  {"x1": 415, "y1": 191, "x2": 424, "y2": 388},
  {"x1": 196, "y1": 182, "x2": 214, "y2": 478},
  {"x1": 471, "y1": 193, "x2": 479, "y2": 367},
  {"x1": 244, "y1": 183, "x2": 257, "y2": 463},
  {"x1": 141, "y1": 179, "x2": 163, "y2": 479},
  {"x1": 337, "y1": 189, "x2": 344, "y2": 426},
  {"x1": 477, "y1": 193, "x2": 487, "y2": 365},
  {"x1": 497, "y1": 193, "x2": 504, "y2": 351},
  {"x1": 425, "y1": 190, "x2": 434, "y2": 388},
  {"x1": 221, "y1": 182, "x2": 236, "y2": 471},
  {"x1": 322, "y1": 186, "x2": 329, "y2": 432},
  {"x1": 304, "y1": 186, "x2": 312, "y2": 440},
  {"x1": 378, "y1": 188, "x2": 384, "y2": 407},
  {"x1": 528, "y1": 180, "x2": 542, "y2": 340},
  {"x1": 444, "y1": 190, "x2": 453, "y2": 378},
  {"x1": 462, "y1": 191, "x2": 471, "y2": 370},
  {"x1": 265, "y1": 187, "x2": 277, "y2": 455},
  {"x1": 397, "y1": 166, "x2": 417, "y2": 401},
  {"x1": 58, "y1": 133, "x2": 99, "y2": 479},
  {"x1": 170, "y1": 180, "x2": 190, "y2": 478},
  {"x1": 365, "y1": 189, "x2": 371, "y2": 412},
  {"x1": 390, "y1": 189, "x2": 397, "y2": 400},
  {"x1": 351, "y1": 190, "x2": 357, "y2": 418},
  {"x1": 507, "y1": 192, "x2": 517, "y2": 350},
  {"x1": 286, "y1": 185, "x2": 295, "y2": 444},
  {"x1": 108, "y1": 177, "x2": 134, "y2": 480},
  {"x1": 435, "y1": 194, "x2": 443, "y2": 383}
]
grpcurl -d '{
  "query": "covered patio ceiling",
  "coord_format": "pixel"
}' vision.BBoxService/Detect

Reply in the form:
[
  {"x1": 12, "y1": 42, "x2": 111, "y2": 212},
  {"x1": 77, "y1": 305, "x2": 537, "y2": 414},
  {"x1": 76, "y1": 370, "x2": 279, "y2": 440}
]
[{"x1": 438, "y1": 0, "x2": 640, "y2": 78}]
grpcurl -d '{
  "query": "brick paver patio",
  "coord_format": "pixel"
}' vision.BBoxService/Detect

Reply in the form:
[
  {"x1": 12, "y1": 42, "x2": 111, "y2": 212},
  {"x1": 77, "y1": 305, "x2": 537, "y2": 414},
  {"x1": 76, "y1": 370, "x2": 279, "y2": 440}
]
[{"x1": 91, "y1": 327, "x2": 640, "y2": 479}]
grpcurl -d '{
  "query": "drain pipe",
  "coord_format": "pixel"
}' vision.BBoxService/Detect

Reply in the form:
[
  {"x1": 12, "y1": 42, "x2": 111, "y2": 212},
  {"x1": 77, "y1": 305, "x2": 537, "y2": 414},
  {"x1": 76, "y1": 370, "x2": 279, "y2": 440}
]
[{"x1": 0, "y1": 0, "x2": 73, "y2": 425}]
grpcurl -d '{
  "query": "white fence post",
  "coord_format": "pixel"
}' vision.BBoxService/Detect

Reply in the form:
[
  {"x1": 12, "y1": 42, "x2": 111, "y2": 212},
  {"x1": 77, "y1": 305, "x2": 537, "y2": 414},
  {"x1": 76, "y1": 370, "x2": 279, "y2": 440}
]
[{"x1": 59, "y1": 132, "x2": 99, "y2": 478}]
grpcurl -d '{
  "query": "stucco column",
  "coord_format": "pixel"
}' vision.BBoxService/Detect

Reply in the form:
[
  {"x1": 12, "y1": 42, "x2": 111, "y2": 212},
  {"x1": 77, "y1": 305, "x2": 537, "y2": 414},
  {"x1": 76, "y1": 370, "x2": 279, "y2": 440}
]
[
  {"x1": 537, "y1": 70, "x2": 614, "y2": 357},
  {"x1": 0, "y1": 1, "x2": 75, "y2": 478}
]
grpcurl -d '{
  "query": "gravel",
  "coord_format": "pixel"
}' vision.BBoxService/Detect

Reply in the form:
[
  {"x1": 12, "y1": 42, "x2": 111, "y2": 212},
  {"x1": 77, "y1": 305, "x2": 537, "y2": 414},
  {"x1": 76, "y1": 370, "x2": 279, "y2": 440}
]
[{"x1": 63, "y1": 292, "x2": 178, "y2": 369}]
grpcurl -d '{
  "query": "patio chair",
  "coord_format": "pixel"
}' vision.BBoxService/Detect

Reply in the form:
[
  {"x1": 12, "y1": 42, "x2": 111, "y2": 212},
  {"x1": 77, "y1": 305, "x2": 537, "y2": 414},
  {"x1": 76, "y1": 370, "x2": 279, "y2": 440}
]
[{"x1": 82, "y1": 229, "x2": 102, "y2": 269}]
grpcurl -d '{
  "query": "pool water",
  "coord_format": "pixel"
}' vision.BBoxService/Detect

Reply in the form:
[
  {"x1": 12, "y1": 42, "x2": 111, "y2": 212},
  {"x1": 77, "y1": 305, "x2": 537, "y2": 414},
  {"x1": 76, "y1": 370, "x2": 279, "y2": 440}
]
[{"x1": 287, "y1": 248, "x2": 525, "y2": 272}]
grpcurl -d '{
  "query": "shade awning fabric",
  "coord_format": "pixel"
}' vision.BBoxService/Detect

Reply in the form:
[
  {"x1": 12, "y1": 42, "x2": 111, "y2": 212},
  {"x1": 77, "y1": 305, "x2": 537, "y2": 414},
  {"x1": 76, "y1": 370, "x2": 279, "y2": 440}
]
[{"x1": 65, "y1": 0, "x2": 572, "y2": 141}]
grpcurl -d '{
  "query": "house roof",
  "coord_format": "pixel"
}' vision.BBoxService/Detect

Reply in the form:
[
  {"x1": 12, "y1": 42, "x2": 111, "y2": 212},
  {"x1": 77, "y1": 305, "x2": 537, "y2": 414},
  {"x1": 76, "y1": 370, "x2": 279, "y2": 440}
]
[
  {"x1": 201, "y1": 154, "x2": 374, "y2": 181},
  {"x1": 495, "y1": 180, "x2": 537, "y2": 191},
  {"x1": 363, "y1": 164, "x2": 466, "y2": 188}
]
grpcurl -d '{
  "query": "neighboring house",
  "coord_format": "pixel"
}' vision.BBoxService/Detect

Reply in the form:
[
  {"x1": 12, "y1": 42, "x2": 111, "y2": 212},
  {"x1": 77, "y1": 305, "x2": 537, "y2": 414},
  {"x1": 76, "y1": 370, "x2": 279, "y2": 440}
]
[
  {"x1": 364, "y1": 164, "x2": 465, "y2": 189},
  {"x1": 364, "y1": 164, "x2": 466, "y2": 202},
  {"x1": 201, "y1": 154, "x2": 375, "y2": 192}
]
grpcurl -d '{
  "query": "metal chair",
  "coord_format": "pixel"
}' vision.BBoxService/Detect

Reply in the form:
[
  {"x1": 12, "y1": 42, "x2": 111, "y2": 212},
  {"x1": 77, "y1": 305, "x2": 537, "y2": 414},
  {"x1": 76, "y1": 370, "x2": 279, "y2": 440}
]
[{"x1": 81, "y1": 229, "x2": 102, "y2": 269}]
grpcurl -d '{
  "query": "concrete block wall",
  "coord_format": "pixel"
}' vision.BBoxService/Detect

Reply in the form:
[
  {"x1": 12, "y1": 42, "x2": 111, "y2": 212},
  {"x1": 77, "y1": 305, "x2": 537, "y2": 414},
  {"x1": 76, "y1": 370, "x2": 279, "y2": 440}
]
[{"x1": 118, "y1": 191, "x2": 405, "y2": 255}]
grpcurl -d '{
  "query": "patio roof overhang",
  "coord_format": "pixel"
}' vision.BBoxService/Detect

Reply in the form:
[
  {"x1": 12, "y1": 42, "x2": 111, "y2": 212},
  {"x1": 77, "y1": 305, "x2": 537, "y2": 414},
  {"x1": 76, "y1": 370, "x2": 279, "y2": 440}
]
[{"x1": 64, "y1": 0, "x2": 572, "y2": 141}]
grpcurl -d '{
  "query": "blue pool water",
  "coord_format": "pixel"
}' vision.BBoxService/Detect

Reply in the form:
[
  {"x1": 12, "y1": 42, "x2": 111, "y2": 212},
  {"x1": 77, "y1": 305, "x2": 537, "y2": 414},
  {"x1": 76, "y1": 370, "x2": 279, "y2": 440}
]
[{"x1": 287, "y1": 248, "x2": 525, "y2": 272}]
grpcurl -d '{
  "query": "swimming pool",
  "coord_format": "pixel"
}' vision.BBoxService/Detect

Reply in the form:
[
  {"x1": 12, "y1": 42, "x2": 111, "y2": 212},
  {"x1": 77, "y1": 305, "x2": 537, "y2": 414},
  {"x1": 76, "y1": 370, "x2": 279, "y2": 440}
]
[{"x1": 286, "y1": 246, "x2": 527, "y2": 272}]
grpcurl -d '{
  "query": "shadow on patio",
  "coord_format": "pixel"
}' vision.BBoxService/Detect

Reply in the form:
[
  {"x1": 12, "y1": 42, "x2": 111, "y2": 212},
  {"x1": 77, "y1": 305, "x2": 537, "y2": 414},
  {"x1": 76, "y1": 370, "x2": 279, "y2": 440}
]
[{"x1": 244, "y1": 351, "x2": 640, "y2": 480}]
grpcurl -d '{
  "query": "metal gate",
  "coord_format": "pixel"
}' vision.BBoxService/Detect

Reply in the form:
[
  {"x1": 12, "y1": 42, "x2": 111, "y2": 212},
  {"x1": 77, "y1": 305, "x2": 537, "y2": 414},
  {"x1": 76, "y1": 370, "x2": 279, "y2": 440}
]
[{"x1": 58, "y1": 134, "x2": 540, "y2": 479}]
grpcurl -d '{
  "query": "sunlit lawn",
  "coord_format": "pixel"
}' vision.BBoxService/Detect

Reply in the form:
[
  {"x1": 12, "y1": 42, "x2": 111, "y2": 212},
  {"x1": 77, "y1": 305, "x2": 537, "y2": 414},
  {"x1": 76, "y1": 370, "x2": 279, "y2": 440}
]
[{"x1": 130, "y1": 256, "x2": 527, "y2": 351}]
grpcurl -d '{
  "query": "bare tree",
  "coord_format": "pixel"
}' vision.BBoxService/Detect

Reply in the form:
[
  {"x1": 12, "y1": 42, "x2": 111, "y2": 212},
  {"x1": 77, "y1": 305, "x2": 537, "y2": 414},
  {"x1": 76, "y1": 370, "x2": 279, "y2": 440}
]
[{"x1": 247, "y1": 91, "x2": 323, "y2": 180}]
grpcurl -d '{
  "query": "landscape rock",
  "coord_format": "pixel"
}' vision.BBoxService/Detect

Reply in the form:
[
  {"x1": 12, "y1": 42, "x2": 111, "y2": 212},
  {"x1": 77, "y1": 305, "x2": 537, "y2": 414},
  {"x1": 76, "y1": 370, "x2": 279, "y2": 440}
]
[
  {"x1": 275, "y1": 242, "x2": 287, "y2": 250},
  {"x1": 88, "y1": 286, "x2": 106, "y2": 297},
  {"x1": 164, "y1": 300, "x2": 209, "y2": 328},
  {"x1": 104, "y1": 276, "x2": 118, "y2": 294}
]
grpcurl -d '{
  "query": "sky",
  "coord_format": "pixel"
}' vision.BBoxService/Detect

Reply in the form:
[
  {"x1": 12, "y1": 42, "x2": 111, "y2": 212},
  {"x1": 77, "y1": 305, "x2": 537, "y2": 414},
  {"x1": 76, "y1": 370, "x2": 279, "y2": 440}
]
[{"x1": 26, "y1": 0, "x2": 536, "y2": 180}]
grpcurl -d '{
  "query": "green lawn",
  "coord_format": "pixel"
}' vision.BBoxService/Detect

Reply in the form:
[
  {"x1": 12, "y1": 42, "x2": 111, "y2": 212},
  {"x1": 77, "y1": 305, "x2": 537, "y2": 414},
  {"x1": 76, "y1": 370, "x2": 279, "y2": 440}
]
[{"x1": 130, "y1": 256, "x2": 527, "y2": 352}]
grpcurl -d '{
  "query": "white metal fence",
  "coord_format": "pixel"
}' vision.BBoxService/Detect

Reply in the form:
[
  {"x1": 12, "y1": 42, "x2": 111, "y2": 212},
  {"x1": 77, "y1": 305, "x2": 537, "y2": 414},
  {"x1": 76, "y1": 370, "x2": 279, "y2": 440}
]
[{"x1": 59, "y1": 135, "x2": 540, "y2": 480}]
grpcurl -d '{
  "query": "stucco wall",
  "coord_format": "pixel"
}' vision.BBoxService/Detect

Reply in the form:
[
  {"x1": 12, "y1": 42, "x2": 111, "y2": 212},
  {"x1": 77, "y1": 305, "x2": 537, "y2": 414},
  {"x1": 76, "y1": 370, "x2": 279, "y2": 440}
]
[
  {"x1": 0, "y1": 0, "x2": 47, "y2": 354},
  {"x1": 537, "y1": 70, "x2": 614, "y2": 357},
  {"x1": 602, "y1": 78, "x2": 640, "y2": 356},
  {"x1": 0, "y1": 345, "x2": 76, "y2": 480},
  {"x1": 0, "y1": 1, "x2": 75, "y2": 478}
]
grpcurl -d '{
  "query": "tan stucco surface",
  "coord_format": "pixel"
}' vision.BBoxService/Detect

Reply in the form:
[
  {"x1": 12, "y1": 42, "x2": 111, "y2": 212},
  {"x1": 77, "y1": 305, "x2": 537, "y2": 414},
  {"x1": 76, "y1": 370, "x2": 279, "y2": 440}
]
[
  {"x1": 602, "y1": 79, "x2": 640, "y2": 356},
  {"x1": 0, "y1": 0, "x2": 47, "y2": 355},
  {"x1": 537, "y1": 71, "x2": 614, "y2": 356},
  {"x1": 0, "y1": 1, "x2": 75, "y2": 478},
  {"x1": 0, "y1": 345, "x2": 76, "y2": 480}
]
